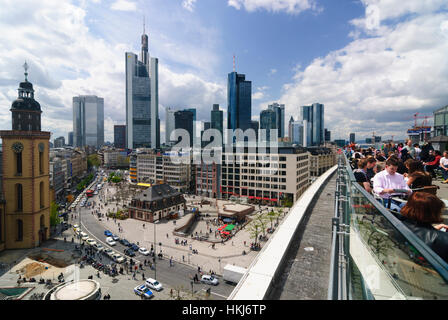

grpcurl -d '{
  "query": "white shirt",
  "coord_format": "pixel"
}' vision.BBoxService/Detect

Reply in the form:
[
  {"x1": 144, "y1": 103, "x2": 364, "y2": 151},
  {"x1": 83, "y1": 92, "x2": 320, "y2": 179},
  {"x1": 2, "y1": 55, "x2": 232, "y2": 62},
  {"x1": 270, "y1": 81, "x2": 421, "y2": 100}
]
[
  {"x1": 440, "y1": 157, "x2": 448, "y2": 168},
  {"x1": 372, "y1": 170, "x2": 411, "y2": 199}
]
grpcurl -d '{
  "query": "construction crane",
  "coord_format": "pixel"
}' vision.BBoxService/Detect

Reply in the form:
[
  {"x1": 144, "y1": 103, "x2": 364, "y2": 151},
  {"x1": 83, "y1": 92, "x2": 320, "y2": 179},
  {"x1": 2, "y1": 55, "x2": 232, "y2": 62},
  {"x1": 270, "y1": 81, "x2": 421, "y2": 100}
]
[{"x1": 405, "y1": 112, "x2": 433, "y2": 142}]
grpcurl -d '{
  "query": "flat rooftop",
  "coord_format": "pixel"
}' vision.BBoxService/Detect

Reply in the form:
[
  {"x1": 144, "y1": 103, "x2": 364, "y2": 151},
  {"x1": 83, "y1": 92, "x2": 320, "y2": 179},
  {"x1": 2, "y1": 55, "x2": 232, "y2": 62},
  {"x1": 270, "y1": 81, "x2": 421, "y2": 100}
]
[{"x1": 268, "y1": 173, "x2": 336, "y2": 300}]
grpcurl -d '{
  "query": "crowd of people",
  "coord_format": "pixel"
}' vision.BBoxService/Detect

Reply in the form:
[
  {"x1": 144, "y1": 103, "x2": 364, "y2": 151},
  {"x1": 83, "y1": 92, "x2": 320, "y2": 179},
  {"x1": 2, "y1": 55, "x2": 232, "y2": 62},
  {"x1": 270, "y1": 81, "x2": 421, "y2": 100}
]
[{"x1": 344, "y1": 140, "x2": 448, "y2": 262}]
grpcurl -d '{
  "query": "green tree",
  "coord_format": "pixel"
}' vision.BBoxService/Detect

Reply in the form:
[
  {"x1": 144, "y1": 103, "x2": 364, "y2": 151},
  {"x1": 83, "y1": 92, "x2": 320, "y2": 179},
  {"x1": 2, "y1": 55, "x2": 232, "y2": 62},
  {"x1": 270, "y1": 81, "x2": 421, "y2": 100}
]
[
  {"x1": 248, "y1": 219, "x2": 262, "y2": 245},
  {"x1": 255, "y1": 213, "x2": 268, "y2": 237},
  {"x1": 50, "y1": 201, "x2": 61, "y2": 226},
  {"x1": 87, "y1": 154, "x2": 101, "y2": 169}
]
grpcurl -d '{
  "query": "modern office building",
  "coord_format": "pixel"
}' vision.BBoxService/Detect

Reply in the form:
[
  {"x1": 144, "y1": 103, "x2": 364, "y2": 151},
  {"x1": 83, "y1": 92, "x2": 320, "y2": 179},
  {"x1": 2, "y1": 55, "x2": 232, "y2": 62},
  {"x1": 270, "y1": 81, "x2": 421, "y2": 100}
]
[
  {"x1": 433, "y1": 105, "x2": 448, "y2": 136},
  {"x1": 114, "y1": 125, "x2": 126, "y2": 149},
  {"x1": 290, "y1": 121, "x2": 304, "y2": 145},
  {"x1": 260, "y1": 108, "x2": 278, "y2": 142},
  {"x1": 68, "y1": 131, "x2": 73, "y2": 146},
  {"x1": 185, "y1": 108, "x2": 197, "y2": 146},
  {"x1": 288, "y1": 116, "x2": 294, "y2": 142},
  {"x1": 125, "y1": 26, "x2": 159, "y2": 149},
  {"x1": 250, "y1": 120, "x2": 259, "y2": 141},
  {"x1": 227, "y1": 71, "x2": 252, "y2": 132},
  {"x1": 300, "y1": 103, "x2": 324, "y2": 146},
  {"x1": 54, "y1": 136, "x2": 65, "y2": 148},
  {"x1": 174, "y1": 110, "x2": 194, "y2": 147},
  {"x1": 325, "y1": 129, "x2": 331, "y2": 142},
  {"x1": 211, "y1": 104, "x2": 223, "y2": 138},
  {"x1": 349, "y1": 133, "x2": 355, "y2": 144},
  {"x1": 165, "y1": 107, "x2": 176, "y2": 146},
  {"x1": 72, "y1": 95, "x2": 104, "y2": 149},
  {"x1": 268, "y1": 103, "x2": 285, "y2": 138}
]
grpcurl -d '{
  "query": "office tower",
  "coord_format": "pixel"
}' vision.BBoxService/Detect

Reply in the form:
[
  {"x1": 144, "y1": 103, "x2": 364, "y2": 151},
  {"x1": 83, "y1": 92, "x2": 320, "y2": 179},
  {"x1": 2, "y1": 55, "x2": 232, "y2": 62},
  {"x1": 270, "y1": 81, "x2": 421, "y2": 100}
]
[
  {"x1": 73, "y1": 95, "x2": 104, "y2": 149},
  {"x1": 54, "y1": 136, "x2": 65, "y2": 148},
  {"x1": 0, "y1": 63, "x2": 51, "y2": 249},
  {"x1": 268, "y1": 102, "x2": 285, "y2": 138},
  {"x1": 125, "y1": 25, "x2": 159, "y2": 149},
  {"x1": 300, "y1": 103, "x2": 324, "y2": 146},
  {"x1": 174, "y1": 110, "x2": 194, "y2": 147},
  {"x1": 201, "y1": 122, "x2": 211, "y2": 148},
  {"x1": 68, "y1": 131, "x2": 73, "y2": 146},
  {"x1": 260, "y1": 108, "x2": 278, "y2": 142},
  {"x1": 325, "y1": 129, "x2": 331, "y2": 142},
  {"x1": 114, "y1": 125, "x2": 126, "y2": 149},
  {"x1": 165, "y1": 107, "x2": 176, "y2": 146},
  {"x1": 185, "y1": 108, "x2": 197, "y2": 145},
  {"x1": 349, "y1": 133, "x2": 355, "y2": 144},
  {"x1": 290, "y1": 121, "x2": 304, "y2": 145},
  {"x1": 227, "y1": 71, "x2": 252, "y2": 132},
  {"x1": 374, "y1": 136, "x2": 381, "y2": 143},
  {"x1": 250, "y1": 120, "x2": 259, "y2": 141},
  {"x1": 211, "y1": 104, "x2": 223, "y2": 138}
]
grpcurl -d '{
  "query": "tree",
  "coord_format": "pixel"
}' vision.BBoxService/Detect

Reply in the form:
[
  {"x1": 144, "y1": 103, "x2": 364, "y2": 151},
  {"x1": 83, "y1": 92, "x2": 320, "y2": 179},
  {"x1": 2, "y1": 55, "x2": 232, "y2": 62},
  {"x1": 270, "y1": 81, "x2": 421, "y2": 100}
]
[
  {"x1": 50, "y1": 201, "x2": 61, "y2": 226},
  {"x1": 247, "y1": 219, "x2": 262, "y2": 245},
  {"x1": 255, "y1": 213, "x2": 269, "y2": 237},
  {"x1": 87, "y1": 154, "x2": 101, "y2": 169},
  {"x1": 267, "y1": 211, "x2": 276, "y2": 229}
]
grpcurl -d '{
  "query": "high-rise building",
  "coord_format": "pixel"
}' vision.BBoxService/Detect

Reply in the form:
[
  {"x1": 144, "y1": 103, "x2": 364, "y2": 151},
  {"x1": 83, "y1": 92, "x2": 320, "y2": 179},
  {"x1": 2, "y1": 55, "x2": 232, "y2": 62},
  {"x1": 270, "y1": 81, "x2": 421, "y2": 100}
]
[
  {"x1": 260, "y1": 108, "x2": 278, "y2": 142},
  {"x1": 268, "y1": 103, "x2": 285, "y2": 138},
  {"x1": 250, "y1": 120, "x2": 259, "y2": 141},
  {"x1": 185, "y1": 108, "x2": 197, "y2": 145},
  {"x1": 165, "y1": 107, "x2": 176, "y2": 146},
  {"x1": 300, "y1": 103, "x2": 324, "y2": 146},
  {"x1": 54, "y1": 136, "x2": 65, "y2": 148},
  {"x1": 227, "y1": 71, "x2": 251, "y2": 132},
  {"x1": 125, "y1": 25, "x2": 159, "y2": 149},
  {"x1": 0, "y1": 63, "x2": 51, "y2": 249},
  {"x1": 290, "y1": 121, "x2": 304, "y2": 145},
  {"x1": 68, "y1": 131, "x2": 73, "y2": 146},
  {"x1": 114, "y1": 125, "x2": 126, "y2": 149},
  {"x1": 325, "y1": 129, "x2": 331, "y2": 142},
  {"x1": 288, "y1": 116, "x2": 294, "y2": 142},
  {"x1": 210, "y1": 104, "x2": 223, "y2": 138},
  {"x1": 349, "y1": 133, "x2": 355, "y2": 144},
  {"x1": 73, "y1": 95, "x2": 104, "y2": 149},
  {"x1": 174, "y1": 110, "x2": 194, "y2": 147}
]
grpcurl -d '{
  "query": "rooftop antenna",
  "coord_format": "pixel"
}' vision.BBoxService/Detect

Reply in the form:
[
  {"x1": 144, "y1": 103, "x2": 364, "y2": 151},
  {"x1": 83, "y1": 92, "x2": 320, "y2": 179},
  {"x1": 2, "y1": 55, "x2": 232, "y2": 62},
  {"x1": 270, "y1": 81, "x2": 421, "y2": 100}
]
[
  {"x1": 23, "y1": 61, "x2": 29, "y2": 81},
  {"x1": 233, "y1": 54, "x2": 235, "y2": 72}
]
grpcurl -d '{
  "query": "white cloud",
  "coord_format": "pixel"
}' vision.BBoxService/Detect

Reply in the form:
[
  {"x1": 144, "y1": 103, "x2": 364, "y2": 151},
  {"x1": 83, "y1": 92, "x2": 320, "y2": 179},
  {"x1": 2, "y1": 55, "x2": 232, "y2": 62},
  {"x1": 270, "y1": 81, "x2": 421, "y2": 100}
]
[
  {"x1": 182, "y1": 0, "x2": 197, "y2": 12},
  {"x1": 0, "y1": 0, "x2": 225, "y2": 143},
  {"x1": 280, "y1": 5, "x2": 448, "y2": 140},
  {"x1": 110, "y1": 0, "x2": 137, "y2": 12},
  {"x1": 228, "y1": 0, "x2": 320, "y2": 14}
]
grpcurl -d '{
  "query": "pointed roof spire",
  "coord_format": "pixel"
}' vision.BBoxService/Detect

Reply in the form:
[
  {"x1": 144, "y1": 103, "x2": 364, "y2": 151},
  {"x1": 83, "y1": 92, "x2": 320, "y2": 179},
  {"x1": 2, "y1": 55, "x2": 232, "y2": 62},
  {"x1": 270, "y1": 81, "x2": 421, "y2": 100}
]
[{"x1": 23, "y1": 61, "x2": 29, "y2": 81}]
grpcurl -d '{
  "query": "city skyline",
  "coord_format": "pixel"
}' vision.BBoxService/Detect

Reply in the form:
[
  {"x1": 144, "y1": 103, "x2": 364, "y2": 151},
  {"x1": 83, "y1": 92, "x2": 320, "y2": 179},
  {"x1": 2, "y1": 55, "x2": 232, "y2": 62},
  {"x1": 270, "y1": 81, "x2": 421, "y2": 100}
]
[{"x1": 0, "y1": 1, "x2": 447, "y2": 143}]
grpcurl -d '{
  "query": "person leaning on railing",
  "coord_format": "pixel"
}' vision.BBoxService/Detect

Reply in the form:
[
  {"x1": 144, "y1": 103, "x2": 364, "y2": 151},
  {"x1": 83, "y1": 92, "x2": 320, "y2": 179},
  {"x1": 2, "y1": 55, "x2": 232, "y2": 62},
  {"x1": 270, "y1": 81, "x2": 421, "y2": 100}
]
[
  {"x1": 353, "y1": 158, "x2": 372, "y2": 193},
  {"x1": 396, "y1": 192, "x2": 448, "y2": 263}
]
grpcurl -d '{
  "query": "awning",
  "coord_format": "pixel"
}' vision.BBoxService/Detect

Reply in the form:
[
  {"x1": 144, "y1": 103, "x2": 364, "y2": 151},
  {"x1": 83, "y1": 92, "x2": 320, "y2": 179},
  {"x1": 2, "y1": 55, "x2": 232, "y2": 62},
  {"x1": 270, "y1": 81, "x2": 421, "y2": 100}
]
[
  {"x1": 221, "y1": 231, "x2": 230, "y2": 235},
  {"x1": 224, "y1": 224, "x2": 235, "y2": 231},
  {"x1": 217, "y1": 224, "x2": 228, "y2": 231}
]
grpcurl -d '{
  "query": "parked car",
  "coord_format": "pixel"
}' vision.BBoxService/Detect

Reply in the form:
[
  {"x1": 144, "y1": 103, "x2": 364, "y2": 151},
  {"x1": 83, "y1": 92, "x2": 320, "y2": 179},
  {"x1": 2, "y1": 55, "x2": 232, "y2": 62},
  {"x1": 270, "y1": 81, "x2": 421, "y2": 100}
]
[
  {"x1": 93, "y1": 243, "x2": 104, "y2": 252},
  {"x1": 134, "y1": 284, "x2": 153, "y2": 299},
  {"x1": 106, "y1": 237, "x2": 116, "y2": 246},
  {"x1": 86, "y1": 239, "x2": 97, "y2": 247},
  {"x1": 201, "y1": 275, "x2": 219, "y2": 286},
  {"x1": 130, "y1": 243, "x2": 139, "y2": 251},
  {"x1": 111, "y1": 253, "x2": 125, "y2": 264},
  {"x1": 73, "y1": 224, "x2": 79, "y2": 232},
  {"x1": 120, "y1": 239, "x2": 131, "y2": 247},
  {"x1": 124, "y1": 248, "x2": 136, "y2": 257},
  {"x1": 103, "y1": 248, "x2": 114, "y2": 258},
  {"x1": 138, "y1": 247, "x2": 150, "y2": 256},
  {"x1": 104, "y1": 230, "x2": 113, "y2": 237},
  {"x1": 145, "y1": 278, "x2": 163, "y2": 291},
  {"x1": 80, "y1": 232, "x2": 89, "y2": 241},
  {"x1": 111, "y1": 235, "x2": 120, "y2": 241}
]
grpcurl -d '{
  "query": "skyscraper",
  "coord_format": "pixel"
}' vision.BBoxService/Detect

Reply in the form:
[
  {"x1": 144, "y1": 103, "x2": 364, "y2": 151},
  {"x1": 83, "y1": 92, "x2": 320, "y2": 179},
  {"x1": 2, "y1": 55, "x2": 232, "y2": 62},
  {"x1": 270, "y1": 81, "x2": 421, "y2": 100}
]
[
  {"x1": 114, "y1": 125, "x2": 126, "y2": 149},
  {"x1": 73, "y1": 95, "x2": 104, "y2": 149},
  {"x1": 125, "y1": 24, "x2": 159, "y2": 149},
  {"x1": 290, "y1": 121, "x2": 304, "y2": 145},
  {"x1": 227, "y1": 71, "x2": 252, "y2": 132},
  {"x1": 325, "y1": 129, "x2": 331, "y2": 142},
  {"x1": 288, "y1": 116, "x2": 294, "y2": 142},
  {"x1": 185, "y1": 108, "x2": 197, "y2": 145},
  {"x1": 165, "y1": 107, "x2": 176, "y2": 146},
  {"x1": 54, "y1": 136, "x2": 65, "y2": 148},
  {"x1": 174, "y1": 110, "x2": 194, "y2": 147},
  {"x1": 349, "y1": 133, "x2": 355, "y2": 144},
  {"x1": 68, "y1": 131, "x2": 73, "y2": 146},
  {"x1": 210, "y1": 104, "x2": 223, "y2": 138},
  {"x1": 260, "y1": 108, "x2": 277, "y2": 142},
  {"x1": 300, "y1": 103, "x2": 324, "y2": 146},
  {"x1": 268, "y1": 102, "x2": 285, "y2": 138}
]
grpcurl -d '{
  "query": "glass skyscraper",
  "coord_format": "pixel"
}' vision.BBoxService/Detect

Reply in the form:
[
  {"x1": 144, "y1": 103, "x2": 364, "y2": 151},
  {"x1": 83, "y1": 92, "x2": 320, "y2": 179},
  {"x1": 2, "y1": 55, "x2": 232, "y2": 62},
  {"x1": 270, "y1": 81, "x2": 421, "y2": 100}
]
[
  {"x1": 114, "y1": 125, "x2": 126, "y2": 149},
  {"x1": 210, "y1": 104, "x2": 223, "y2": 138},
  {"x1": 73, "y1": 95, "x2": 104, "y2": 149},
  {"x1": 268, "y1": 102, "x2": 285, "y2": 138},
  {"x1": 125, "y1": 27, "x2": 159, "y2": 149},
  {"x1": 300, "y1": 103, "x2": 324, "y2": 146},
  {"x1": 260, "y1": 108, "x2": 278, "y2": 142},
  {"x1": 174, "y1": 110, "x2": 194, "y2": 147},
  {"x1": 227, "y1": 71, "x2": 252, "y2": 132},
  {"x1": 165, "y1": 107, "x2": 176, "y2": 146}
]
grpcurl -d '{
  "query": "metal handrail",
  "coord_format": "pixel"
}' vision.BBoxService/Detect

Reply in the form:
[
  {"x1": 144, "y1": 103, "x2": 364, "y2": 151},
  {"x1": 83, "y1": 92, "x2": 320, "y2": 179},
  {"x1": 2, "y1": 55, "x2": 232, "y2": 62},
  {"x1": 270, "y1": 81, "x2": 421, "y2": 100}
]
[{"x1": 343, "y1": 154, "x2": 448, "y2": 282}]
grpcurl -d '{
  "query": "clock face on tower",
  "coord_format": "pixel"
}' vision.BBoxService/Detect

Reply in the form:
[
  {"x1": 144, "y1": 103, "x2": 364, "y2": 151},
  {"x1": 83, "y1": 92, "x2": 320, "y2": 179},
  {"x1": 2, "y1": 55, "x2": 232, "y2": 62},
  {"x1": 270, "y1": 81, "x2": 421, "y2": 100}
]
[
  {"x1": 12, "y1": 142, "x2": 24, "y2": 153},
  {"x1": 38, "y1": 142, "x2": 45, "y2": 152}
]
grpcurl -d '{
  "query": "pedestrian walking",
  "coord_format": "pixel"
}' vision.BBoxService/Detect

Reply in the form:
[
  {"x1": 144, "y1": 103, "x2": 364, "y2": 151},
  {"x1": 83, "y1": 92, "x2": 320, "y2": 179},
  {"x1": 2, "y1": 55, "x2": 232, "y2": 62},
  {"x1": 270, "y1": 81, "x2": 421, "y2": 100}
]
[
  {"x1": 142, "y1": 273, "x2": 145, "y2": 280},
  {"x1": 182, "y1": 255, "x2": 185, "y2": 262}
]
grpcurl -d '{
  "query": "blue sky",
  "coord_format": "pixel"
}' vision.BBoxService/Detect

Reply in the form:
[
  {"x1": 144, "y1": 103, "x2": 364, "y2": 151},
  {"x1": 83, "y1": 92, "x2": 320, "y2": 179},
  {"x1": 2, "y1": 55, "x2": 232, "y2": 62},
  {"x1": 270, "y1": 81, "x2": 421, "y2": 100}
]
[{"x1": 1, "y1": 0, "x2": 448, "y2": 143}]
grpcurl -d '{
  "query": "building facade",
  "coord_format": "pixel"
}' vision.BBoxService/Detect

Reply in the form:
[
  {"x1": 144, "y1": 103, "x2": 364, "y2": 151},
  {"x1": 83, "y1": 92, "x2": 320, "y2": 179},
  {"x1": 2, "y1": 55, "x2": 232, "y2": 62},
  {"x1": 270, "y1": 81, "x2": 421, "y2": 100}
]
[
  {"x1": 54, "y1": 136, "x2": 65, "y2": 148},
  {"x1": 195, "y1": 161, "x2": 221, "y2": 199},
  {"x1": 227, "y1": 72, "x2": 252, "y2": 132},
  {"x1": 211, "y1": 104, "x2": 223, "y2": 139},
  {"x1": 165, "y1": 107, "x2": 176, "y2": 146},
  {"x1": 174, "y1": 110, "x2": 194, "y2": 147},
  {"x1": 0, "y1": 66, "x2": 51, "y2": 249},
  {"x1": 307, "y1": 147, "x2": 336, "y2": 179},
  {"x1": 300, "y1": 103, "x2": 324, "y2": 146},
  {"x1": 114, "y1": 125, "x2": 126, "y2": 149},
  {"x1": 73, "y1": 95, "x2": 104, "y2": 149},
  {"x1": 68, "y1": 131, "x2": 73, "y2": 146},
  {"x1": 268, "y1": 103, "x2": 285, "y2": 138},
  {"x1": 260, "y1": 108, "x2": 278, "y2": 142},
  {"x1": 125, "y1": 29, "x2": 159, "y2": 149}
]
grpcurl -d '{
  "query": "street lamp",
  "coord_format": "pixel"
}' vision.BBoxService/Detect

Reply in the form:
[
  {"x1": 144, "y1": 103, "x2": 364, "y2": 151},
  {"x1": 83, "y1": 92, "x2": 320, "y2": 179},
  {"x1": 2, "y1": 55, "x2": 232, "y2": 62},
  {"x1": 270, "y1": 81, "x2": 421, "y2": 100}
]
[
  {"x1": 153, "y1": 214, "x2": 157, "y2": 280},
  {"x1": 190, "y1": 280, "x2": 194, "y2": 295}
]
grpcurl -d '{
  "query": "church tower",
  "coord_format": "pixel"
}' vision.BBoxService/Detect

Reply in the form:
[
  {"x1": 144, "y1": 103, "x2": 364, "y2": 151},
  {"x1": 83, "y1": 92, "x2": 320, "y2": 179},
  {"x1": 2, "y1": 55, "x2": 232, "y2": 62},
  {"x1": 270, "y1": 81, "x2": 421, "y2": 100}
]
[{"x1": 0, "y1": 62, "x2": 51, "y2": 249}]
